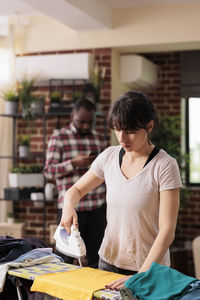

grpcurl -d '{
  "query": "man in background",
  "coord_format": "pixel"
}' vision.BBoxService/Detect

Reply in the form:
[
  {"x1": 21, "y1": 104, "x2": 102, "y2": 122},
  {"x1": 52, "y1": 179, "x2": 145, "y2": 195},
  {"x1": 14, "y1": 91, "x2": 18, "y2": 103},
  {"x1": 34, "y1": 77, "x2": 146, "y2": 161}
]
[{"x1": 44, "y1": 99, "x2": 107, "y2": 267}]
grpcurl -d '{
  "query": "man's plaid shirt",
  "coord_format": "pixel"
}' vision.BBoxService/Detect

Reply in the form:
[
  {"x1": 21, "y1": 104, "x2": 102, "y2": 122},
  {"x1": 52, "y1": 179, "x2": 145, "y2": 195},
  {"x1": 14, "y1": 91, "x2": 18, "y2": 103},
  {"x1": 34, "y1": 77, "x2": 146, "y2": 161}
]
[{"x1": 44, "y1": 123, "x2": 107, "y2": 210}]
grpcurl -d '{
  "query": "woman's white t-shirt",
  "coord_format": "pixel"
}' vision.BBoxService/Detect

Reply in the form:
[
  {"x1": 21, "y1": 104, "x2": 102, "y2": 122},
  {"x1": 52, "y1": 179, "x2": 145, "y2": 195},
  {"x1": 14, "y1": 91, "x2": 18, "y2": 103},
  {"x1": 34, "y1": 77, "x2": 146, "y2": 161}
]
[{"x1": 91, "y1": 146, "x2": 182, "y2": 271}]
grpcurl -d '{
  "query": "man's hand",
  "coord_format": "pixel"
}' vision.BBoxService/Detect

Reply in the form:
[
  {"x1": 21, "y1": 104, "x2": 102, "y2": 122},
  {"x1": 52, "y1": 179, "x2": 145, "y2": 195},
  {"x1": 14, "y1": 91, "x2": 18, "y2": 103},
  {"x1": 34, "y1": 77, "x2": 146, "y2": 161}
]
[{"x1": 72, "y1": 154, "x2": 94, "y2": 168}]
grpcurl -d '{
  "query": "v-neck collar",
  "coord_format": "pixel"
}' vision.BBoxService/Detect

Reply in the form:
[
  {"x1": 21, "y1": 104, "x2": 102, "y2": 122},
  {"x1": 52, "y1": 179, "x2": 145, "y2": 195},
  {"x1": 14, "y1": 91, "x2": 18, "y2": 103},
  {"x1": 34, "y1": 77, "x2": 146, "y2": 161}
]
[{"x1": 117, "y1": 146, "x2": 160, "y2": 182}]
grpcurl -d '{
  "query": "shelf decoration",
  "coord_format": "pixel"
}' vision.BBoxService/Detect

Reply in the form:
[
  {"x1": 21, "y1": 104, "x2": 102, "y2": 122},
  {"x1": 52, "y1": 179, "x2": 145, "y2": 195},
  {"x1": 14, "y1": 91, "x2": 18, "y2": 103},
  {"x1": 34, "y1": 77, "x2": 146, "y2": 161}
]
[
  {"x1": 4, "y1": 187, "x2": 44, "y2": 201},
  {"x1": 9, "y1": 164, "x2": 44, "y2": 188},
  {"x1": 48, "y1": 90, "x2": 63, "y2": 113},
  {"x1": 83, "y1": 63, "x2": 106, "y2": 112},
  {"x1": 31, "y1": 96, "x2": 45, "y2": 115},
  {"x1": 17, "y1": 75, "x2": 37, "y2": 120},
  {"x1": 1, "y1": 85, "x2": 19, "y2": 115},
  {"x1": 18, "y1": 135, "x2": 31, "y2": 158},
  {"x1": 48, "y1": 80, "x2": 83, "y2": 114},
  {"x1": 50, "y1": 90, "x2": 62, "y2": 106},
  {"x1": 6, "y1": 212, "x2": 15, "y2": 224}
]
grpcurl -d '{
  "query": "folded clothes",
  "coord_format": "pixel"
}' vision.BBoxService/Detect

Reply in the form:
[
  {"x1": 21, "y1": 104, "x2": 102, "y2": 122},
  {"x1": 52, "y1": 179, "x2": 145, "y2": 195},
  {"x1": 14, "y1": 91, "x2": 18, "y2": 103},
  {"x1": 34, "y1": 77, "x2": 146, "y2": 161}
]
[
  {"x1": 123, "y1": 262, "x2": 197, "y2": 300},
  {"x1": 31, "y1": 267, "x2": 125, "y2": 300},
  {"x1": 180, "y1": 280, "x2": 200, "y2": 300},
  {"x1": 0, "y1": 251, "x2": 63, "y2": 292},
  {"x1": 0, "y1": 240, "x2": 32, "y2": 263}
]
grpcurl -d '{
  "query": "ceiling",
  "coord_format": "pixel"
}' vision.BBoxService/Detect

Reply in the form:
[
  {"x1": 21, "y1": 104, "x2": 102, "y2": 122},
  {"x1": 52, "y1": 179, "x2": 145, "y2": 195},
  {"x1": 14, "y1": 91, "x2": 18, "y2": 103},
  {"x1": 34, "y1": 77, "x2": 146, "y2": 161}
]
[
  {"x1": 0, "y1": 0, "x2": 36, "y2": 17},
  {"x1": 108, "y1": 0, "x2": 200, "y2": 8},
  {"x1": 1, "y1": 0, "x2": 200, "y2": 30}
]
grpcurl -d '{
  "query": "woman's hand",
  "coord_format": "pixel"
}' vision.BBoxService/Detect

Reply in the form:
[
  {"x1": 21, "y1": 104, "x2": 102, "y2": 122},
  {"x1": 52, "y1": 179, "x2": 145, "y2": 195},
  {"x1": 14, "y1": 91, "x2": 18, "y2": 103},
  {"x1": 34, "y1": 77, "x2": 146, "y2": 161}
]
[
  {"x1": 105, "y1": 276, "x2": 132, "y2": 291},
  {"x1": 60, "y1": 206, "x2": 78, "y2": 234},
  {"x1": 61, "y1": 169, "x2": 104, "y2": 234}
]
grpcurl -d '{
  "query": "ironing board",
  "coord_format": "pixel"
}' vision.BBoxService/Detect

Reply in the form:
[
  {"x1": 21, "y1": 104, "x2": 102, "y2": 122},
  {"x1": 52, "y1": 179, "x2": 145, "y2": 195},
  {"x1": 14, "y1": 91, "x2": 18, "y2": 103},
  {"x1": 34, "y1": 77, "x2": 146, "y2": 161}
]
[{"x1": 8, "y1": 262, "x2": 122, "y2": 300}]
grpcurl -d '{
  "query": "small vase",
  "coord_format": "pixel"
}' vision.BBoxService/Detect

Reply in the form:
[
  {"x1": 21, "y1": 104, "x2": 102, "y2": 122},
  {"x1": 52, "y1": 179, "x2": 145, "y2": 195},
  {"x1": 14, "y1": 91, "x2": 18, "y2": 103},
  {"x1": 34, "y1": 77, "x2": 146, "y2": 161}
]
[
  {"x1": 45, "y1": 183, "x2": 55, "y2": 201},
  {"x1": 7, "y1": 217, "x2": 14, "y2": 224},
  {"x1": 5, "y1": 101, "x2": 18, "y2": 115},
  {"x1": 31, "y1": 102, "x2": 44, "y2": 115},
  {"x1": 19, "y1": 146, "x2": 30, "y2": 158},
  {"x1": 95, "y1": 103, "x2": 103, "y2": 115}
]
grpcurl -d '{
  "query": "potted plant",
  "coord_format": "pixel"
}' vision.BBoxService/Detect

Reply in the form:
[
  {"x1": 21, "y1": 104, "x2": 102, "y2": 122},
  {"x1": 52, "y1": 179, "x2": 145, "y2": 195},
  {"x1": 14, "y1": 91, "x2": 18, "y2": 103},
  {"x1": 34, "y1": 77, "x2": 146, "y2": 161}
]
[
  {"x1": 83, "y1": 63, "x2": 106, "y2": 113},
  {"x1": 31, "y1": 96, "x2": 45, "y2": 115},
  {"x1": 6, "y1": 212, "x2": 15, "y2": 224},
  {"x1": 50, "y1": 91, "x2": 62, "y2": 107},
  {"x1": 18, "y1": 76, "x2": 36, "y2": 119},
  {"x1": 71, "y1": 91, "x2": 83, "y2": 103},
  {"x1": 9, "y1": 164, "x2": 44, "y2": 188},
  {"x1": 1, "y1": 86, "x2": 19, "y2": 115},
  {"x1": 48, "y1": 90, "x2": 63, "y2": 113},
  {"x1": 18, "y1": 135, "x2": 31, "y2": 158}
]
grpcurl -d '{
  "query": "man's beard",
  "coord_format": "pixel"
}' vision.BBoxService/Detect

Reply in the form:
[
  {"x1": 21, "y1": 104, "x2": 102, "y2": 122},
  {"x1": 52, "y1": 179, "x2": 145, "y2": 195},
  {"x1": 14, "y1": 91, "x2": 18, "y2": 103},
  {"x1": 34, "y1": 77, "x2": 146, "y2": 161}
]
[{"x1": 76, "y1": 128, "x2": 91, "y2": 136}]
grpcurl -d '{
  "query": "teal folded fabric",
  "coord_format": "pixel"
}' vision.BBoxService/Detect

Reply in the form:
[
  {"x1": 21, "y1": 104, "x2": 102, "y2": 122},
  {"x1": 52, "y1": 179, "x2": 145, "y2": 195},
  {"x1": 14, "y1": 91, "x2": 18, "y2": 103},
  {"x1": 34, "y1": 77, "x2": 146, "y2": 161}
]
[
  {"x1": 124, "y1": 262, "x2": 197, "y2": 300},
  {"x1": 120, "y1": 286, "x2": 138, "y2": 300}
]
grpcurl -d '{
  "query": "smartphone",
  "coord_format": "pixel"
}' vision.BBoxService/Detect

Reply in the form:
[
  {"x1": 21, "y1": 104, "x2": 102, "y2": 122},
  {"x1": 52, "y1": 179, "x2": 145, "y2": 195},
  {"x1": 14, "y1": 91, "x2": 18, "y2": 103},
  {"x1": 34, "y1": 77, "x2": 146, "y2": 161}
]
[{"x1": 90, "y1": 152, "x2": 98, "y2": 158}]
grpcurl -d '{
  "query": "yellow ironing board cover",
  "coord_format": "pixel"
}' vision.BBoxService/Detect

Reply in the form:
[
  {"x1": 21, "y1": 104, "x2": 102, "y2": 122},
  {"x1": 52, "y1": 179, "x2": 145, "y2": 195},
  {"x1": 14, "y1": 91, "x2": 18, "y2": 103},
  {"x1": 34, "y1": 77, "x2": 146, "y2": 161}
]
[
  {"x1": 31, "y1": 267, "x2": 125, "y2": 300},
  {"x1": 8, "y1": 262, "x2": 123, "y2": 300}
]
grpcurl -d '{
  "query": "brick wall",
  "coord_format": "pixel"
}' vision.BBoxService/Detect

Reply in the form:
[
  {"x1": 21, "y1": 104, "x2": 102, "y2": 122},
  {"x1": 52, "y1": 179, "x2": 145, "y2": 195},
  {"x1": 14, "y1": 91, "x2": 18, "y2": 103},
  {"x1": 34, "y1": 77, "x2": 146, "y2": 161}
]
[
  {"x1": 178, "y1": 189, "x2": 200, "y2": 243},
  {"x1": 14, "y1": 47, "x2": 112, "y2": 242},
  {"x1": 145, "y1": 52, "x2": 181, "y2": 116}
]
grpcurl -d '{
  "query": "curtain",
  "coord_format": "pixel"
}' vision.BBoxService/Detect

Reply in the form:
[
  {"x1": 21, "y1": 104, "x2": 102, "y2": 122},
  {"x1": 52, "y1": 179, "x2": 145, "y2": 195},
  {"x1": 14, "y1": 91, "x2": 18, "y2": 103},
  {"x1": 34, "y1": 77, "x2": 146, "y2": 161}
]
[{"x1": 0, "y1": 27, "x2": 15, "y2": 221}]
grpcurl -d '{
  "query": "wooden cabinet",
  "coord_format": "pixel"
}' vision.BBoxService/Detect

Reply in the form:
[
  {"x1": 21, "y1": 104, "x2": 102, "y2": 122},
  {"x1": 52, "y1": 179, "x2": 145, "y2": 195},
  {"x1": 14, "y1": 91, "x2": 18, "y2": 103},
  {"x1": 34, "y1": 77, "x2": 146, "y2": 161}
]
[{"x1": 0, "y1": 222, "x2": 25, "y2": 238}]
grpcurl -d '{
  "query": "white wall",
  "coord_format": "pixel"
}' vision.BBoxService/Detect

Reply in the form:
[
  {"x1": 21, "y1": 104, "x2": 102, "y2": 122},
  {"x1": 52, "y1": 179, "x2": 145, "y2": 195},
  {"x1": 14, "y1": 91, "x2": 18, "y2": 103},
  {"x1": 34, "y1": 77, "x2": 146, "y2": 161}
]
[{"x1": 14, "y1": 3, "x2": 200, "y2": 54}]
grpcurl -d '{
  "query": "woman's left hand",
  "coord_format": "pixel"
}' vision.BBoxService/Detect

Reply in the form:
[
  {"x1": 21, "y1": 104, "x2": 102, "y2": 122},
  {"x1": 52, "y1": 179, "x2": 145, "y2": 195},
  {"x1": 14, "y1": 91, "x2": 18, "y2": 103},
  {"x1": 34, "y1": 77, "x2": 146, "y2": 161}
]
[{"x1": 105, "y1": 276, "x2": 132, "y2": 291}]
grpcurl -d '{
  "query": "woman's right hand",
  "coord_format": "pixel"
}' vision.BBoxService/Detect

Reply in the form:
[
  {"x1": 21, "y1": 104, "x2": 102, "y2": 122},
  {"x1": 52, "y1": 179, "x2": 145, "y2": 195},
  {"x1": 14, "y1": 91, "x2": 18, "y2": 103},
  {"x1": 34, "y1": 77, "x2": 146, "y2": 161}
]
[
  {"x1": 60, "y1": 205, "x2": 78, "y2": 235},
  {"x1": 60, "y1": 169, "x2": 103, "y2": 234}
]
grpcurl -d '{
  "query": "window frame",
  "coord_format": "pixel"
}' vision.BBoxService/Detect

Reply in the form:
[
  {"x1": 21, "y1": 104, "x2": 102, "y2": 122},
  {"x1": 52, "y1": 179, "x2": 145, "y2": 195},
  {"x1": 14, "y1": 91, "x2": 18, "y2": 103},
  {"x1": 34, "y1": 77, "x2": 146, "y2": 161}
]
[{"x1": 185, "y1": 97, "x2": 200, "y2": 186}]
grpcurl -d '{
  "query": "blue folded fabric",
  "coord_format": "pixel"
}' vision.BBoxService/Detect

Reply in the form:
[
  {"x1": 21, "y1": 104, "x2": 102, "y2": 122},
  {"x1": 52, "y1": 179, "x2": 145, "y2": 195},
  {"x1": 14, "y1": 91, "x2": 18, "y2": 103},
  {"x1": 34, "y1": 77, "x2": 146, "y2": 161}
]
[
  {"x1": 124, "y1": 262, "x2": 197, "y2": 300},
  {"x1": 14, "y1": 248, "x2": 64, "y2": 262},
  {"x1": 180, "y1": 280, "x2": 200, "y2": 299}
]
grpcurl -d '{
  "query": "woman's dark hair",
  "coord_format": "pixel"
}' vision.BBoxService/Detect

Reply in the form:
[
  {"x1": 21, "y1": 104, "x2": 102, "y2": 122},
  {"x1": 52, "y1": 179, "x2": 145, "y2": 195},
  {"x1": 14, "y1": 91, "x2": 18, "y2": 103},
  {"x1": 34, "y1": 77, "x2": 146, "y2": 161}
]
[{"x1": 107, "y1": 91, "x2": 159, "y2": 131}]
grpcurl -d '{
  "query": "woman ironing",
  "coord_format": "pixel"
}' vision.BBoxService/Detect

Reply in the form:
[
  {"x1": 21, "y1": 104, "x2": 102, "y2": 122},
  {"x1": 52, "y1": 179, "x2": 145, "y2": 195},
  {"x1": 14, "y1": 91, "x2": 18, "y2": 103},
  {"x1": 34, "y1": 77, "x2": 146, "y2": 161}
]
[{"x1": 60, "y1": 91, "x2": 182, "y2": 290}]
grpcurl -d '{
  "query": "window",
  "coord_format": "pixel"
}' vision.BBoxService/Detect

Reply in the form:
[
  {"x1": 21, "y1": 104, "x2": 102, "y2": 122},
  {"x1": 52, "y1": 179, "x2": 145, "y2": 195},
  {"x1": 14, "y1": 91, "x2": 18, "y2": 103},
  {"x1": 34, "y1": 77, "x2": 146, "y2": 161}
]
[{"x1": 186, "y1": 97, "x2": 200, "y2": 185}]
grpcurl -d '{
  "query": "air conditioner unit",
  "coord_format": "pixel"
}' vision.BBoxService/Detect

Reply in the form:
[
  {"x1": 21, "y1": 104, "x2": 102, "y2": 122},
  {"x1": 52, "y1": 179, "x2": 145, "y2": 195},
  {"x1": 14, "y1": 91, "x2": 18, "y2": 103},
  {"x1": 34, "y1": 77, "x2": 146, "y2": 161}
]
[
  {"x1": 120, "y1": 54, "x2": 158, "y2": 89},
  {"x1": 15, "y1": 53, "x2": 94, "y2": 85}
]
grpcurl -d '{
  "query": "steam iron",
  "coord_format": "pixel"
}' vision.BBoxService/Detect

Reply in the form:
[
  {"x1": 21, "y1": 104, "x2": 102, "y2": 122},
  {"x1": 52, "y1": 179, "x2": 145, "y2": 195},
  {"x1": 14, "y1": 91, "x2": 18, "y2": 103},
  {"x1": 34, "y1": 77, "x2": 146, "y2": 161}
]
[{"x1": 53, "y1": 224, "x2": 86, "y2": 266}]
